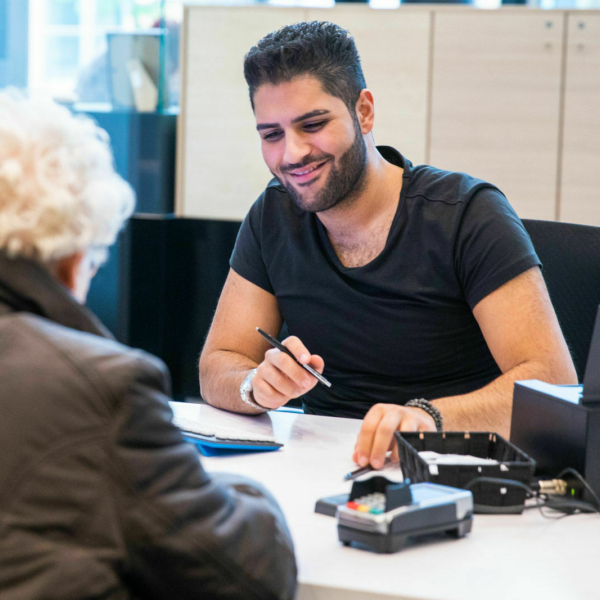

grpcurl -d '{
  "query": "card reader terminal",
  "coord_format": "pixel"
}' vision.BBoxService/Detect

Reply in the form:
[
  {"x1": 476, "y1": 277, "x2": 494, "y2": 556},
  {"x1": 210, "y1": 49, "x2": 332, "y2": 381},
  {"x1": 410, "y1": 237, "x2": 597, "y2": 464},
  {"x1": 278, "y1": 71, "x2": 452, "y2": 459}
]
[{"x1": 337, "y1": 477, "x2": 473, "y2": 553}]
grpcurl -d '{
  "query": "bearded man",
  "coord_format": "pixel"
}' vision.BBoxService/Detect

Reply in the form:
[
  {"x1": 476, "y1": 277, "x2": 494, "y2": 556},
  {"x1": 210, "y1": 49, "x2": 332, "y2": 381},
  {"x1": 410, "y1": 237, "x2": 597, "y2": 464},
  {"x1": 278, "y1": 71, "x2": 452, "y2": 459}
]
[{"x1": 199, "y1": 21, "x2": 576, "y2": 470}]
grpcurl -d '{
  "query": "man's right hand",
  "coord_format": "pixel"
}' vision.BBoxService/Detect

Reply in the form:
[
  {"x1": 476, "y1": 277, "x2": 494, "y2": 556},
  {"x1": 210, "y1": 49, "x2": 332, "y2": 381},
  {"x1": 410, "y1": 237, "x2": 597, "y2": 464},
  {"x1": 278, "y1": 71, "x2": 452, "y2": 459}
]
[{"x1": 252, "y1": 336, "x2": 325, "y2": 410}]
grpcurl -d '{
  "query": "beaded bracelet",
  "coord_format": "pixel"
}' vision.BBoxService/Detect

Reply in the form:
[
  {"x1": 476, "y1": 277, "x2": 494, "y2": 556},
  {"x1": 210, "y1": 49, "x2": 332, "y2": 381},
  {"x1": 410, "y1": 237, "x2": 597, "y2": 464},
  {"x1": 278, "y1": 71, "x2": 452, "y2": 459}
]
[{"x1": 405, "y1": 398, "x2": 443, "y2": 432}]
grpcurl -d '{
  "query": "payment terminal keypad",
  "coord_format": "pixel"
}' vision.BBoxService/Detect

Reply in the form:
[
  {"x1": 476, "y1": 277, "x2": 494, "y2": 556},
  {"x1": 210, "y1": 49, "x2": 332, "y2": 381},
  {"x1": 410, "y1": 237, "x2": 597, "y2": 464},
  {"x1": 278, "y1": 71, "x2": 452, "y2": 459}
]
[
  {"x1": 346, "y1": 493, "x2": 386, "y2": 515},
  {"x1": 337, "y1": 481, "x2": 474, "y2": 553}
]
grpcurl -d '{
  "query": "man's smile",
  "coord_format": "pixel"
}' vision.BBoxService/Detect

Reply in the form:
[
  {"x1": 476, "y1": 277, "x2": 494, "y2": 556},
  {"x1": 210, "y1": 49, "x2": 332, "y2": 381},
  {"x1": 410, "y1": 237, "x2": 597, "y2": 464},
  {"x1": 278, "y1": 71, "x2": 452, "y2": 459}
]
[{"x1": 284, "y1": 160, "x2": 329, "y2": 186}]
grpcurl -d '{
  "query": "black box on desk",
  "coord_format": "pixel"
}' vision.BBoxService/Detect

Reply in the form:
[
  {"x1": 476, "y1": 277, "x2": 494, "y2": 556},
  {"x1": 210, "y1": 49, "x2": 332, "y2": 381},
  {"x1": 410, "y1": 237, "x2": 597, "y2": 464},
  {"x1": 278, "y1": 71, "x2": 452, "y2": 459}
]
[
  {"x1": 511, "y1": 380, "x2": 600, "y2": 500},
  {"x1": 511, "y1": 307, "x2": 600, "y2": 501},
  {"x1": 396, "y1": 431, "x2": 535, "y2": 514}
]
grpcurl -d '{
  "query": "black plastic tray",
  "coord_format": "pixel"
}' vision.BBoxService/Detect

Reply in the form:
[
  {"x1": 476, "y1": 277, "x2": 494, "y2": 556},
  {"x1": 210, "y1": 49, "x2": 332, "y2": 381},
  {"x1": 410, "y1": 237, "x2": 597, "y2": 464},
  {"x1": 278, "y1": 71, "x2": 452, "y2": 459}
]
[{"x1": 395, "y1": 431, "x2": 536, "y2": 514}]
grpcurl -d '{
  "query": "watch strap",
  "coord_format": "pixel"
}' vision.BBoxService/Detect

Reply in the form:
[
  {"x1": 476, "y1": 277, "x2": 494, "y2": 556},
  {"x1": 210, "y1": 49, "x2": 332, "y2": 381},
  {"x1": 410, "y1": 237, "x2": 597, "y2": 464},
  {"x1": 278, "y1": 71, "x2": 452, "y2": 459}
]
[{"x1": 240, "y1": 368, "x2": 270, "y2": 412}]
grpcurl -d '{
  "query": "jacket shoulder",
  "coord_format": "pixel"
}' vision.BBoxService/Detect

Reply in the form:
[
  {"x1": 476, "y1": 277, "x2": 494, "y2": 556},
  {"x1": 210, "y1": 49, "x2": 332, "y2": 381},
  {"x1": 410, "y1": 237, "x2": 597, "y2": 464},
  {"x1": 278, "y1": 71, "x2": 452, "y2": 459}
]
[{"x1": 1, "y1": 313, "x2": 170, "y2": 409}]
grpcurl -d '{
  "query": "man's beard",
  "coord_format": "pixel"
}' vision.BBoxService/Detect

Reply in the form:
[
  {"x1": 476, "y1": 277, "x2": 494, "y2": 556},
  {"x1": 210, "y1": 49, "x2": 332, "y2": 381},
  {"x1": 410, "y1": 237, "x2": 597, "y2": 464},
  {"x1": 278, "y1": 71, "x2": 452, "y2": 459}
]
[{"x1": 277, "y1": 118, "x2": 368, "y2": 214}]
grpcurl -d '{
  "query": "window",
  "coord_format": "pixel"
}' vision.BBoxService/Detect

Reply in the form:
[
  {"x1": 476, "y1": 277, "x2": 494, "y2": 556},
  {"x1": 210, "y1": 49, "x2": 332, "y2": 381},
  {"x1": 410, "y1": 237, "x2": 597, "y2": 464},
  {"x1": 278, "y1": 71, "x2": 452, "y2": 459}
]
[{"x1": 28, "y1": 0, "x2": 182, "y2": 107}]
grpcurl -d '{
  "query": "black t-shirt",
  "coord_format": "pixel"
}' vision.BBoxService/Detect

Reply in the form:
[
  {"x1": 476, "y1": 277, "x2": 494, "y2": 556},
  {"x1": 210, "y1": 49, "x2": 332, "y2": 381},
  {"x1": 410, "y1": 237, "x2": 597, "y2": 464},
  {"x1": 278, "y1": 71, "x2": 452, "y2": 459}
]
[{"x1": 230, "y1": 147, "x2": 541, "y2": 419}]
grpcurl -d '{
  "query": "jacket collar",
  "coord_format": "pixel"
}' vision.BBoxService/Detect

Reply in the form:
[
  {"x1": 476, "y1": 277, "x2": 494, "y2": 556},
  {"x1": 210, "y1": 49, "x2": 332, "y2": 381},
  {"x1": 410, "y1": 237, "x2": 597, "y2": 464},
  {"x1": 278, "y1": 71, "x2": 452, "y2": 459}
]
[{"x1": 0, "y1": 251, "x2": 113, "y2": 340}]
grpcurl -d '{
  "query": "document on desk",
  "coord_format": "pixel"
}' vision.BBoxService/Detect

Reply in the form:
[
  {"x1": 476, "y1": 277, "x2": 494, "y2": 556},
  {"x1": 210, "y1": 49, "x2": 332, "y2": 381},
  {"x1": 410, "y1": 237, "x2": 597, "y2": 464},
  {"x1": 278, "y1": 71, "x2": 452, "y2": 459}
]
[
  {"x1": 352, "y1": 460, "x2": 405, "y2": 483},
  {"x1": 418, "y1": 451, "x2": 499, "y2": 466},
  {"x1": 169, "y1": 402, "x2": 283, "y2": 456}
]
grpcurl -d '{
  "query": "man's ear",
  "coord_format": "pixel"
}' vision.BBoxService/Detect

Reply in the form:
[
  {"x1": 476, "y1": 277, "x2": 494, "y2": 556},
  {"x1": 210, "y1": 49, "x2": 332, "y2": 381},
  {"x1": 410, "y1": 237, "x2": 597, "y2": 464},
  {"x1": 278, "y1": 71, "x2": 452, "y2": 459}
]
[
  {"x1": 54, "y1": 253, "x2": 85, "y2": 295},
  {"x1": 355, "y1": 89, "x2": 375, "y2": 135}
]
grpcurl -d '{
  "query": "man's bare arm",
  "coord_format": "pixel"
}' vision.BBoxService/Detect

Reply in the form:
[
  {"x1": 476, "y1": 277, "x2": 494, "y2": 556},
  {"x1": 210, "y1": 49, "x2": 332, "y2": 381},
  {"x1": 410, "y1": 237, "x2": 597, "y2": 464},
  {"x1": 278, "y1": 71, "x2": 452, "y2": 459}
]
[
  {"x1": 431, "y1": 266, "x2": 577, "y2": 438},
  {"x1": 199, "y1": 269, "x2": 283, "y2": 414},
  {"x1": 200, "y1": 269, "x2": 324, "y2": 414},
  {"x1": 354, "y1": 267, "x2": 577, "y2": 466}
]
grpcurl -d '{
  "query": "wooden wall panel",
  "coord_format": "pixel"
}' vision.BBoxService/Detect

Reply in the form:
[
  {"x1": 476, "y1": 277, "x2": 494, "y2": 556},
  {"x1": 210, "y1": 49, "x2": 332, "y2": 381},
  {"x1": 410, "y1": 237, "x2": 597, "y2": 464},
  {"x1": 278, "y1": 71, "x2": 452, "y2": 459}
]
[
  {"x1": 560, "y1": 13, "x2": 600, "y2": 226},
  {"x1": 177, "y1": 6, "x2": 305, "y2": 220},
  {"x1": 429, "y1": 11, "x2": 565, "y2": 221},
  {"x1": 307, "y1": 6, "x2": 431, "y2": 165},
  {"x1": 177, "y1": 7, "x2": 600, "y2": 226}
]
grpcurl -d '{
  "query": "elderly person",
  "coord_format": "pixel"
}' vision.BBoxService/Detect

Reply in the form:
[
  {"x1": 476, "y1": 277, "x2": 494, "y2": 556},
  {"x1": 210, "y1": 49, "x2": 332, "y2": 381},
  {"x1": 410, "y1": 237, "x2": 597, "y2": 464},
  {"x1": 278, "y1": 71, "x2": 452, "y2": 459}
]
[{"x1": 0, "y1": 91, "x2": 296, "y2": 600}]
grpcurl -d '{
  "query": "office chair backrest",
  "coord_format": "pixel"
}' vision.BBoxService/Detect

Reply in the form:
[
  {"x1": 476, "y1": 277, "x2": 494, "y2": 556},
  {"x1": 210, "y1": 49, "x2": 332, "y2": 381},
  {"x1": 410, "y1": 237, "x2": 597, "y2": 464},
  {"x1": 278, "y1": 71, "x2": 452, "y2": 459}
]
[
  {"x1": 522, "y1": 219, "x2": 600, "y2": 382},
  {"x1": 121, "y1": 216, "x2": 600, "y2": 395}
]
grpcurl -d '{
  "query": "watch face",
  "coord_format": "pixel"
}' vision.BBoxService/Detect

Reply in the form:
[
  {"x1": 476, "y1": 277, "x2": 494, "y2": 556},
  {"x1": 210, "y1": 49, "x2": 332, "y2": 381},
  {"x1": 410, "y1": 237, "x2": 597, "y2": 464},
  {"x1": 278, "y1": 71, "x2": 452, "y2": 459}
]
[
  {"x1": 241, "y1": 369, "x2": 257, "y2": 399},
  {"x1": 240, "y1": 369, "x2": 268, "y2": 411},
  {"x1": 242, "y1": 371, "x2": 254, "y2": 391}
]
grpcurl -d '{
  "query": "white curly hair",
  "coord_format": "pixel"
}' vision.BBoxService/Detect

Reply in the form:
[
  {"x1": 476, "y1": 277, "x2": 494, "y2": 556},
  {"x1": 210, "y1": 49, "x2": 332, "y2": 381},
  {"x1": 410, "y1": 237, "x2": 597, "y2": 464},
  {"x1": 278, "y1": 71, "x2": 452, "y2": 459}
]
[{"x1": 0, "y1": 89, "x2": 135, "y2": 265}]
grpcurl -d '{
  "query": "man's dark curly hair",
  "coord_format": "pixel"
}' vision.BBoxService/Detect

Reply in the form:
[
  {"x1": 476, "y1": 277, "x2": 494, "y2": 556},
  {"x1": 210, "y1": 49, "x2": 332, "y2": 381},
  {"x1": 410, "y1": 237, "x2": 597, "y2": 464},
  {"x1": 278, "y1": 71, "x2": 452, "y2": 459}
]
[{"x1": 244, "y1": 21, "x2": 367, "y2": 112}]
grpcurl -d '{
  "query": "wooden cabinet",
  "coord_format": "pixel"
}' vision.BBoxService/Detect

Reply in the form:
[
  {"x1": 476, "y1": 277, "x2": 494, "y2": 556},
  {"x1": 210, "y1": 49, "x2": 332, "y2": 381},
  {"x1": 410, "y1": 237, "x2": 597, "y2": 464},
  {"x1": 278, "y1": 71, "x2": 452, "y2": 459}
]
[
  {"x1": 177, "y1": 6, "x2": 600, "y2": 226},
  {"x1": 177, "y1": 6, "x2": 305, "y2": 220},
  {"x1": 307, "y1": 6, "x2": 432, "y2": 165},
  {"x1": 429, "y1": 11, "x2": 565, "y2": 220},
  {"x1": 560, "y1": 13, "x2": 600, "y2": 226},
  {"x1": 178, "y1": 5, "x2": 431, "y2": 220}
]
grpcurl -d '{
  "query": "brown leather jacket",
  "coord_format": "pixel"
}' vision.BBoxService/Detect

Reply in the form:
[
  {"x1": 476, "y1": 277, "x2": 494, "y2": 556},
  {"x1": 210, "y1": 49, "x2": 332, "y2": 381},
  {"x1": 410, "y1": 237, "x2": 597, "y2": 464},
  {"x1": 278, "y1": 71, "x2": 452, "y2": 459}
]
[{"x1": 0, "y1": 253, "x2": 297, "y2": 600}]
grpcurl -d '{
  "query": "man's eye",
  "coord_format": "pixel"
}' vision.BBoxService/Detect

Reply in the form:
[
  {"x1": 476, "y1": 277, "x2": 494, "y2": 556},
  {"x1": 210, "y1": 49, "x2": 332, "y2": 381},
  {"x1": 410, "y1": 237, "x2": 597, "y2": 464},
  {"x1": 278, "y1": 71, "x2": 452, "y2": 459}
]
[
  {"x1": 263, "y1": 131, "x2": 282, "y2": 141},
  {"x1": 304, "y1": 121, "x2": 326, "y2": 131}
]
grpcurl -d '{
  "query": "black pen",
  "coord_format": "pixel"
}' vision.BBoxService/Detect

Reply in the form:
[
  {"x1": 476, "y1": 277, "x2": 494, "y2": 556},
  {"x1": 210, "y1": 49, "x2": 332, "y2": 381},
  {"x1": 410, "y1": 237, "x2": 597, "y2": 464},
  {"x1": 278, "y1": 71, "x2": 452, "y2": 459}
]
[
  {"x1": 256, "y1": 327, "x2": 332, "y2": 388},
  {"x1": 344, "y1": 457, "x2": 397, "y2": 481},
  {"x1": 344, "y1": 464, "x2": 374, "y2": 481}
]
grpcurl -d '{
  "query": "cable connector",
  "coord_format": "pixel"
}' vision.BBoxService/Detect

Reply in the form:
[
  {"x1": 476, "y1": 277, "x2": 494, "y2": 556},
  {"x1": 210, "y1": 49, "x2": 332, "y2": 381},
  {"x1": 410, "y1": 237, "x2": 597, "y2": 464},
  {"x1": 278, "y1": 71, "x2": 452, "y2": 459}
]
[
  {"x1": 533, "y1": 469, "x2": 600, "y2": 511},
  {"x1": 535, "y1": 479, "x2": 568, "y2": 495}
]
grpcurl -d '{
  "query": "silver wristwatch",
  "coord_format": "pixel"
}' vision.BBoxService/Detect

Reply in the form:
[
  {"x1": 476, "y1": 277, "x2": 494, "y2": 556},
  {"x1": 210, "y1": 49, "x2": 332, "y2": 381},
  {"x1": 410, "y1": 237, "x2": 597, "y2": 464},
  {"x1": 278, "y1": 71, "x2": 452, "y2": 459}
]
[{"x1": 240, "y1": 368, "x2": 270, "y2": 412}]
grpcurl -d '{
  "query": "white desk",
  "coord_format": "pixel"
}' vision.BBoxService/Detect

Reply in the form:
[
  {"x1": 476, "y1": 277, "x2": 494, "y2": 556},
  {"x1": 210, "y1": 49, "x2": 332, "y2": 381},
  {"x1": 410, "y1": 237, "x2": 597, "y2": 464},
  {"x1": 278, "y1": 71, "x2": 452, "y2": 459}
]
[{"x1": 170, "y1": 402, "x2": 600, "y2": 600}]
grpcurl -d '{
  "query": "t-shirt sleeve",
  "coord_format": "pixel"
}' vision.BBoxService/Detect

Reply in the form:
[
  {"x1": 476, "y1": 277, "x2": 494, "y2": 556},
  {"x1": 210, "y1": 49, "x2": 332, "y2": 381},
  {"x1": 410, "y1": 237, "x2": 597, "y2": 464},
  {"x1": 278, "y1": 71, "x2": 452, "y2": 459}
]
[
  {"x1": 230, "y1": 196, "x2": 275, "y2": 295},
  {"x1": 455, "y1": 187, "x2": 542, "y2": 309}
]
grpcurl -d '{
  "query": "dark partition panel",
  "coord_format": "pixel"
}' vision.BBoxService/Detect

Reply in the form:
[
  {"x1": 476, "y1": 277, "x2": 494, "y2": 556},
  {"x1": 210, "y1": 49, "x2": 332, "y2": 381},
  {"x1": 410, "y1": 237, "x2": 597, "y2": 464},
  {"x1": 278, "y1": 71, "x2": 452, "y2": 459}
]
[
  {"x1": 125, "y1": 216, "x2": 242, "y2": 399},
  {"x1": 86, "y1": 233, "x2": 125, "y2": 338}
]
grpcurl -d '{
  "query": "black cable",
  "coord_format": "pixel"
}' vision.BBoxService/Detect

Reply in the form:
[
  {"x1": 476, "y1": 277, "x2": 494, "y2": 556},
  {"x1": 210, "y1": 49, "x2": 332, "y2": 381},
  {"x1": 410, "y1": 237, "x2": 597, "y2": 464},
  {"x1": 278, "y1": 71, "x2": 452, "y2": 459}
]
[
  {"x1": 556, "y1": 467, "x2": 600, "y2": 511},
  {"x1": 525, "y1": 494, "x2": 572, "y2": 519},
  {"x1": 465, "y1": 477, "x2": 548, "y2": 517},
  {"x1": 464, "y1": 474, "x2": 600, "y2": 518},
  {"x1": 541, "y1": 497, "x2": 598, "y2": 515}
]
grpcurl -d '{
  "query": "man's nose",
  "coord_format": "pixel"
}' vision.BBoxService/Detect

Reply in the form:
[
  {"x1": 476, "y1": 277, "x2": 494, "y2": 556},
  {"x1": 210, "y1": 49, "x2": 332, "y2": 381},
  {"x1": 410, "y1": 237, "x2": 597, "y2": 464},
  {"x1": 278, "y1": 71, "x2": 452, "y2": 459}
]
[{"x1": 282, "y1": 132, "x2": 311, "y2": 167}]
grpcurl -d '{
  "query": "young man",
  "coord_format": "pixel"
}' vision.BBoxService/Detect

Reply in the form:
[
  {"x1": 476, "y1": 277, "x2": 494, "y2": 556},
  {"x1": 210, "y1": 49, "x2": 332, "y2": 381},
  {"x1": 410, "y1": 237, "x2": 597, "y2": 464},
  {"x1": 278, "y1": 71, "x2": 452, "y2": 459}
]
[
  {"x1": 199, "y1": 22, "x2": 576, "y2": 469},
  {"x1": 0, "y1": 91, "x2": 296, "y2": 600}
]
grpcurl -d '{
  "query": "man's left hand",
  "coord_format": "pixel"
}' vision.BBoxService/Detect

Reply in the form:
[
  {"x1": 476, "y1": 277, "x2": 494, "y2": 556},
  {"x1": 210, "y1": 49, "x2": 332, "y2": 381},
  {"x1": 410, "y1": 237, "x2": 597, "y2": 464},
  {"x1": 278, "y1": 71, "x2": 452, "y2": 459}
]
[{"x1": 353, "y1": 404, "x2": 437, "y2": 469}]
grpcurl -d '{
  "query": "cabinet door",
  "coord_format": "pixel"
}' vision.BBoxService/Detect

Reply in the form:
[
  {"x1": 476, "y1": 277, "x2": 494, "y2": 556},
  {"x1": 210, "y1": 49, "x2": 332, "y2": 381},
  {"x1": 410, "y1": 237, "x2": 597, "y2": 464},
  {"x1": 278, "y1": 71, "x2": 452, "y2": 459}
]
[
  {"x1": 177, "y1": 7, "x2": 305, "y2": 220},
  {"x1": 560, "y1": 13, "x2": 600, "y2": 226},
  {"x1": 307, "y1": 7, "x2": 431, "y2": 165},
  {"x1": 429, "y1": 11, "x2": 565, "y2": 220}
]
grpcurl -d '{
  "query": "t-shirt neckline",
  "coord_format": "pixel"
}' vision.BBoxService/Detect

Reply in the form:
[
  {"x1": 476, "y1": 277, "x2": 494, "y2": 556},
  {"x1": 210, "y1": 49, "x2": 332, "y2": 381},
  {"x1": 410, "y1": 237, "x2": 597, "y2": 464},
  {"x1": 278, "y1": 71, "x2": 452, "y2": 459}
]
[{"x1": 314, "y1": 146, "x2": 412, "y2": 273}]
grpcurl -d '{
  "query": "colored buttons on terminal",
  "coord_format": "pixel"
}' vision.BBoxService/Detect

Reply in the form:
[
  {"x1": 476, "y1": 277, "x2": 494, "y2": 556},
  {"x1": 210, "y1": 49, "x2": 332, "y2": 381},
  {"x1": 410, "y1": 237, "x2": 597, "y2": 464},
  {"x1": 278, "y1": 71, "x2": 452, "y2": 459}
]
[
  {"x1": 357, "y1": 505, "x2": 371, "y2": 512},
  {"x1": 346, "y1": 501, "x2": 359, "y2": 509},
  {"x1": 370, "y1": 507, "x2": 384, "y2": 515}
]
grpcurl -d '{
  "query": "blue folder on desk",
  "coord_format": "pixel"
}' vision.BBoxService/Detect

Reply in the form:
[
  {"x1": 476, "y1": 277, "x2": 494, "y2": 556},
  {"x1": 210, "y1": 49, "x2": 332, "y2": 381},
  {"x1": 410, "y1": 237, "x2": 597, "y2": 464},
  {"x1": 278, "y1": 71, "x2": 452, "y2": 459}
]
[{"x1": 183, "y1": 432, "x2": 283, "y2": 457}]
